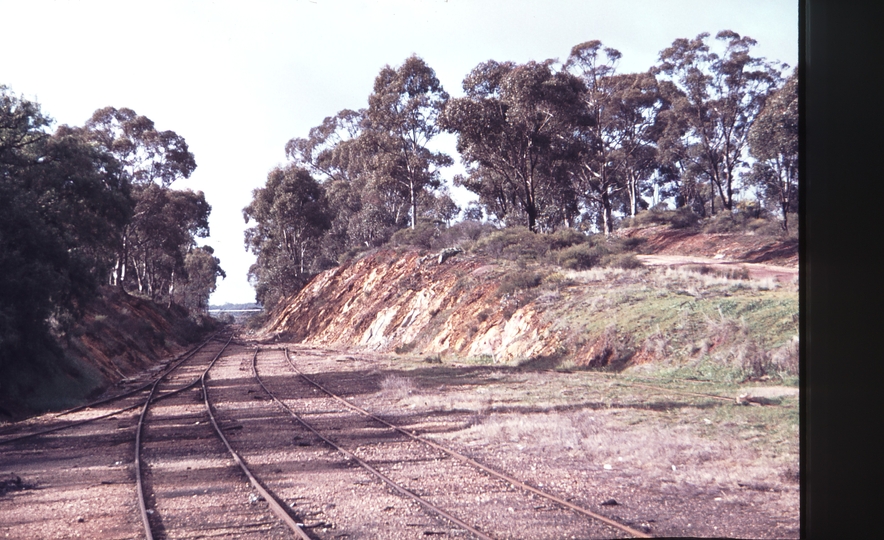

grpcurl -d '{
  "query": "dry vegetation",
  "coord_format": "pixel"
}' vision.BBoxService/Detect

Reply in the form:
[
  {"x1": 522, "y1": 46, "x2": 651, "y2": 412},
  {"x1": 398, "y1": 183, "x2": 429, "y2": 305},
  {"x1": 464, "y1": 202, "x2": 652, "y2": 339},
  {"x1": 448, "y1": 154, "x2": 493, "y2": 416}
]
[{"x1": 337, "y1": 346, "x2": 799, "y2": 537}]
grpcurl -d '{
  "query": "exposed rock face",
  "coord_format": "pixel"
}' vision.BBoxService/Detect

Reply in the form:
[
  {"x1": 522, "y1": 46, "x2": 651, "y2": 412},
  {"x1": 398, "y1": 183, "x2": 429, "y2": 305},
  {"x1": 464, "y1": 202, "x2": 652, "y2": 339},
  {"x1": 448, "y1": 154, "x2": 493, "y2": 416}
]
[
  {"x1": 262, "y1": 249, "x2": 561, "y2": 363},
  {"x1": 261, "y1": 229, "x2": 799, "y2": 369}
]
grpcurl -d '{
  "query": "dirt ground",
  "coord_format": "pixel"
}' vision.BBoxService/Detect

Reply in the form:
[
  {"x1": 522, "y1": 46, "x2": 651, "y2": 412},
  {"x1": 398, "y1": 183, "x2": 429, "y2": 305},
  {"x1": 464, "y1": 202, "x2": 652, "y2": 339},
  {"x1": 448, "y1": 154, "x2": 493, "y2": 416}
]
[
  {"x1": 1, "y1": 337, "x2": 799, "y2": 539},
  {"x1": 636, "y1": 254, "x2": 798, "y2": 283}
]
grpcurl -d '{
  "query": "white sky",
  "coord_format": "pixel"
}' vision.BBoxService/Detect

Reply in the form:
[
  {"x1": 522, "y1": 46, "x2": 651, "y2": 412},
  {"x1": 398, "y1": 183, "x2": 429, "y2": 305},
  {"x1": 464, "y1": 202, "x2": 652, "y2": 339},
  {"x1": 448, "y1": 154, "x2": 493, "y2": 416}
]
[{"x1": 1, "y1": 0, "x2": 797, "y2": 305}]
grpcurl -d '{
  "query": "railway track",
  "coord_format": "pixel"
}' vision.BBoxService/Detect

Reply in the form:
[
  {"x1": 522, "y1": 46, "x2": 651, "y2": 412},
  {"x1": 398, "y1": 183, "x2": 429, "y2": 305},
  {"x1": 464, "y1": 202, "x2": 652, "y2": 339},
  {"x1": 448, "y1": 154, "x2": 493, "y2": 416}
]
[
  {"x1": 247, "y1": 347, "x2": 651, "y2": 539},
  {"x1": 135, "y1": 336, "x2": 308, "y2": 539},
  {"x1": 0, "y1": 333, "x2": 232, "y2": 538},
  {"x1": 2, "y1": 338, "x2": 797, "y2": 538},
  {"x1": 0, "y1": 332, "x2": 224, "y2": 446}
]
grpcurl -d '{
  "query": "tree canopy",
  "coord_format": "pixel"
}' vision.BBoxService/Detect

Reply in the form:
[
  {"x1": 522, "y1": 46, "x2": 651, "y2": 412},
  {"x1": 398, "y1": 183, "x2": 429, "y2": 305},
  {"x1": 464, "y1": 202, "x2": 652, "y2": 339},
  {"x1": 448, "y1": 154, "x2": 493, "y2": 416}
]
[
  {"x1": 248, "y1": 31, "x2": 796, "y2": 303},
  {"x1": 1, "y1": 86, "x2": 223, "y2": 371}
]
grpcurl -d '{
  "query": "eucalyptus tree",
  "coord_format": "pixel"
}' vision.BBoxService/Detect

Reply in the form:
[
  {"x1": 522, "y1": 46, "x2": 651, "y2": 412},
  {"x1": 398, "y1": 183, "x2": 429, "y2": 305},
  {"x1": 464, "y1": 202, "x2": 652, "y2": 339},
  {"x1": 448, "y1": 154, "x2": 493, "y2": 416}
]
[
  {"x1": 287, "y1": 109, "x2": 378, "y2": 254},
  {"x1": 361, "y1": 55, "x2": 452, "y2": 229},
  {"x1": 441, "y1": 59, "x2": 585, "y2": 232},
  {"x1": 82, "y1": 106, "x2": 198, "y2": 287},
  {"x1": 653, "y1": 30, "x2": 784, "y2": 214},
  {"x1": 127, "y1": 184, "x2": 211, "y2": 304},
  {"x1": 182, "y1": 246, "x2": 226, "y2": 315},
  {"x1": 747, "y1": 69, "x2": 798, "y2": 232},
  {"x1": 1, "y1": 87, "x2": 130, "y2": 366},
  {"x1": 243, "y1": 165, "x2": 332, "y2": 309},
  {"x1": 564, "y1": 42, "x2": 671, "y2": 233}
]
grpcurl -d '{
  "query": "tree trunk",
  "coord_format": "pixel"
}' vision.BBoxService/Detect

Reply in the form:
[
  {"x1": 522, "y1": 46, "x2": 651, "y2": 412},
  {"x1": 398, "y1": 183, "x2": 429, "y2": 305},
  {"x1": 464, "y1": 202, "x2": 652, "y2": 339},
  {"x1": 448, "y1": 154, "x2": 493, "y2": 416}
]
[
  {"x1": 167, "y1": 270, "x2": 175, "y2": 309},
  {"x1": 601, "y1": 188, "x2": 613, "y2": 236},
  {"x1": 410, "y1": 177, "x2": 417, "y2": 229},
  {"x1": 628, "y1": 173, "x2": 639, "y2": 217}
]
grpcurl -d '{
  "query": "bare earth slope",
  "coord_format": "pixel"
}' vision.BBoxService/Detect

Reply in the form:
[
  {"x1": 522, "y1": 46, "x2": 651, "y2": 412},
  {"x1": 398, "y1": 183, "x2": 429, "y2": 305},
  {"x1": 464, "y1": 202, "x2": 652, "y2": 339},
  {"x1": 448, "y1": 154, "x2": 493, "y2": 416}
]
[
  {"x1": 261, "y1": 227, "x2": 798, "y2": 372},
  {"x1": 0, "y1": 288, "x2": 213, "y2": 419}
]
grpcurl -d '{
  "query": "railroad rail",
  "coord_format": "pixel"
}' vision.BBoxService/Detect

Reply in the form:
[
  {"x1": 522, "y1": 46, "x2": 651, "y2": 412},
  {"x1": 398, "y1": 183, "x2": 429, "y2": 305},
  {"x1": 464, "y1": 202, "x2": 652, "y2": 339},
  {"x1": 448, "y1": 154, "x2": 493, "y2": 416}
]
[
  {"x1": 136, "y1": 336, "x2": 313, "y2": 540},
  {"x1": 200, "y1": 345, "x2": 312, "y2": 540},
  {"x1": 252, "y1": 348, "x2": 493, "y2": 540},
  {"x1": 277, "y1": 347, "x2": 652, "y2": 539},
  {"x1": 0, "y1": 332, "x2": 225, "y2": 446},
  {"x1": 134, "y1": 334, "x2": 233, "y2": 540}
]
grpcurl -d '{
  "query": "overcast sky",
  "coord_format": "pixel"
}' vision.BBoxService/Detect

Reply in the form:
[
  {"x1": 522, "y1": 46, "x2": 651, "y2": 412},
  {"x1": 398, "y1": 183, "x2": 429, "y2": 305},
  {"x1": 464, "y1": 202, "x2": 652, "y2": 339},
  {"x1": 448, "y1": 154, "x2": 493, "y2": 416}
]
[{"x1": 1, "y1": 0, "x2": 797, "y2": 305}]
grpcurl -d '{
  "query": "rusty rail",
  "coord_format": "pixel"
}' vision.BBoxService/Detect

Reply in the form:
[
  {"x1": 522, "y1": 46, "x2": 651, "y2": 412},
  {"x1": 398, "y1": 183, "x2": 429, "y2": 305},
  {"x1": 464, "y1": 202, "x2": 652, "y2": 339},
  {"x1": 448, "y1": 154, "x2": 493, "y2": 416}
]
[
  {"x1": 0, "y1": 333, "x2": 225, "y2": 446},
  {"x1": 200, "y1": 348, "x2": 312, "y2": 540},
  {"x1": 282, "y1": 347, "x2": 653, "y2": 539},
  {"x1": 253, "y1": 348, "x2": 493, "y2": 540},
  {"x1": 135, "y1": 334, "x2": 233, "y2": 540}
]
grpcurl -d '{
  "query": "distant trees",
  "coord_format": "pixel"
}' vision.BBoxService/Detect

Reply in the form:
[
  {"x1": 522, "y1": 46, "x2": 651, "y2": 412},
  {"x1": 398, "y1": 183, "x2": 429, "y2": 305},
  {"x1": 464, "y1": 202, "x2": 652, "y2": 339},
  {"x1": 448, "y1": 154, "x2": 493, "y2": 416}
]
[
  {"x1": 1, "y1": 86, "x2": 223, "y2": 369},
  {"x1": 249, "y1": 32, "x2": 796, "y2": 303},
  {"x1": 653, "y1": 31, "x2": 785, "y2": 215},
  {"x1": 74, "y1": 106, "x2": 222, "y2": 311},
  {"x1": 244, "y1": 165, "x2": 332, "y2": 309},
  {"x1": 363, "y1": 55, "x2": 453, "y2": 230},
  {"x1": 747, "y1": 70, "x2": 798, "y2": 232},
  {"x1": 440, "y1": 60, "x2": 585, "y2": 232},
  {"x1": 564, "y1": 41, "x2": 671, "y2": 234}
]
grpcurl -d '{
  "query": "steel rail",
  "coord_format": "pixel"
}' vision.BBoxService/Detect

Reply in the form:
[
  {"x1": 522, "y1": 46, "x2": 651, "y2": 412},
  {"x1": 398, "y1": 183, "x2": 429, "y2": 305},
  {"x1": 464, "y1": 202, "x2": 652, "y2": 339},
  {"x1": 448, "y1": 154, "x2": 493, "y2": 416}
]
[
  {"x1": 283, "y1": 348, "x2": 652, "y2": 539},
  {"x1": 0, "y1": 332, "x2": 223, "y2": 442},
  {"x1": 253, "y1": 349, "x2": 493, "y2": 540},
  {"x1": 135, "y1": 334, "x2": 233, "y2": 540},
  {"x1": 201, "y1": 348, "x2": 312, "y2": 540},
  {"x1": 54, "y1": 331, "x2": 224, "y2": 418},
  {"x1": 0, "y1": 334, "x2": 229, "y2": 447}
]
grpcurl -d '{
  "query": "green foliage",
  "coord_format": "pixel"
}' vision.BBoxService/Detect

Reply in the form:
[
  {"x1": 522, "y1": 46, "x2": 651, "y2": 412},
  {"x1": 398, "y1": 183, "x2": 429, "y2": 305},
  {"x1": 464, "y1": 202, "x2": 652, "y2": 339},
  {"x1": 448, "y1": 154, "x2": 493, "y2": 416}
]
[
  {"x1": 473, "y1": 227, "x2": 553, "y2": 260},
  {"x1": 182, "y1": 246, "x2": 226, "y2": 314},
  {"x1": 388, "y1": 221, "x2": 439, "y2": 250},
  {"x1": 624, "y1": 206, "x2": 701, "y2": 229},
  {"x1": 606, "y1": 253, "x2": 644, "y2": 269},
  {"x1": 440, "y1": 60, "x2": 584, "y2": 232},
  {"x1": 496, "y1": 270, "x2": 543, "y2": 297},
  {"x1": 244, "y1": 165, "x2": 332, "y2": 309},
  {"x1": 654, "y1": 31, "x2": 784, "y2": 213},
  {"x1": 1, "y1": 87, "x2": 131, "y2": 371},
  {"x1": 555, "y1": 244, "x2": 603, "y2": 270}
]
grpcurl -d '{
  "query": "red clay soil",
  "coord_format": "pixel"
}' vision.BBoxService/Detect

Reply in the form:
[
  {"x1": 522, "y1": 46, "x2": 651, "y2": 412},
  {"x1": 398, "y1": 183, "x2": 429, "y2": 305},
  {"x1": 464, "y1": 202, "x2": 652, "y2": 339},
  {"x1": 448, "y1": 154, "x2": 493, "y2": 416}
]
[{"x1": 617, "y1": 225, "x2": 798, "y2": 267}]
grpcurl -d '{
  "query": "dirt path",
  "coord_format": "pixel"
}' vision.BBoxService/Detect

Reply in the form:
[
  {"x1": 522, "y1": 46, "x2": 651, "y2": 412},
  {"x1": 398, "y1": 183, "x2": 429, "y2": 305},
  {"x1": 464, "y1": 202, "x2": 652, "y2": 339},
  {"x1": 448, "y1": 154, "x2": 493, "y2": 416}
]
[{"x1": 636, "y1": 254, "x2": 799, "y2": 283}]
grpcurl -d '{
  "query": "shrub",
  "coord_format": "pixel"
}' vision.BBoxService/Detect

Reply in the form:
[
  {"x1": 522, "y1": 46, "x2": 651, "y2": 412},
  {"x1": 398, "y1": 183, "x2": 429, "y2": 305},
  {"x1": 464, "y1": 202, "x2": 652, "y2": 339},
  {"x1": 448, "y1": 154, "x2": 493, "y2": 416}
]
[
  {"x1": 623, "y1": 206, "x2": 699, "y2": 230},
  {"x1": 388, "y1": 222, "x2": 439, "y2": 249},
  {"x1": 394, "y1": 341, "x2": 417, "y2": 354},
  {"x1": 619, "y1": 236, "x2": 647, "y2": 252},
  {"x1": 669, "y1": 206, "x2": 701, "y2": 229},
  {"x1": 701, "y1": 212, "x2": 747, "y2": 233},
  {"x1": 556, "y1": 244, "x2": 604, "y2": 270},
  {"x1": 547, "y1": 228, "x2": 587, "y2": 250},
  {"x1": 496, "y1": 270, "x2": 543, "y2": 297},
  {"x1": 439, "y1": 220, "x2": 496, "y2": 246},
  {"x1": 473, "y1": 227, "x2": 549, "y2": 260},
  {"x1": 606, "y1": 253, "x2": 644, "y2": 270}
]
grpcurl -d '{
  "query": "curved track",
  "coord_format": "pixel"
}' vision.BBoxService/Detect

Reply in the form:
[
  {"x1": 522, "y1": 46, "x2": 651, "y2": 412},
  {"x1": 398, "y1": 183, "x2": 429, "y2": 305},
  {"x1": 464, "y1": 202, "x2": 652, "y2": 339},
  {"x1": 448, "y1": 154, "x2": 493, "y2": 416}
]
[
  {"x1": 248, "y1": 347, "x2": 651, "y2": 539},
  {"x1": 135, "y1": 337, "x2": 309, "y2": 539},
  {"x1": 279, "y1": 348, "x2": 651, "y2": 539},
  {"x1": 0, "y1": 332, "x2": 222, "y2": 446}
]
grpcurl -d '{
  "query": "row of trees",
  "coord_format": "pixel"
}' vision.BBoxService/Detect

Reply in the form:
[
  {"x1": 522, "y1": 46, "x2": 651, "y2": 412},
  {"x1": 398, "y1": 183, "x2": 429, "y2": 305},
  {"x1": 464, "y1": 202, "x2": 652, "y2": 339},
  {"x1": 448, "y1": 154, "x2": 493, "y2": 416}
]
[
  {"x1": 245, "y1": 31, "x2": 798, "y2": 308},
  {"x1": 1, "y1": 88, "x2": 224, "y2": 366}
]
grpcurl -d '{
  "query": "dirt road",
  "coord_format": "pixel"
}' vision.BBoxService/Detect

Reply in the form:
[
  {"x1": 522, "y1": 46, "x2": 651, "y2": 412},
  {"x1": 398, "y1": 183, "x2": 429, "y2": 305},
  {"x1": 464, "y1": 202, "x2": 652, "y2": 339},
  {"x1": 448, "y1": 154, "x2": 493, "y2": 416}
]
[{"x1": 636, "y1": 254, "x2": 799, "y2": 283}]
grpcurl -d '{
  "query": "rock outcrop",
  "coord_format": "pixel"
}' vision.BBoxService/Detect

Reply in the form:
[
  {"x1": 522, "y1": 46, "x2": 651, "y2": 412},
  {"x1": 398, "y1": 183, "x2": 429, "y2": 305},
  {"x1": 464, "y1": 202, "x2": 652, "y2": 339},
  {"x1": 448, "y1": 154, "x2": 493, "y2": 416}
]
[{"x1": 262, "y1": 249, "x2": 562, "y2": 363}]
